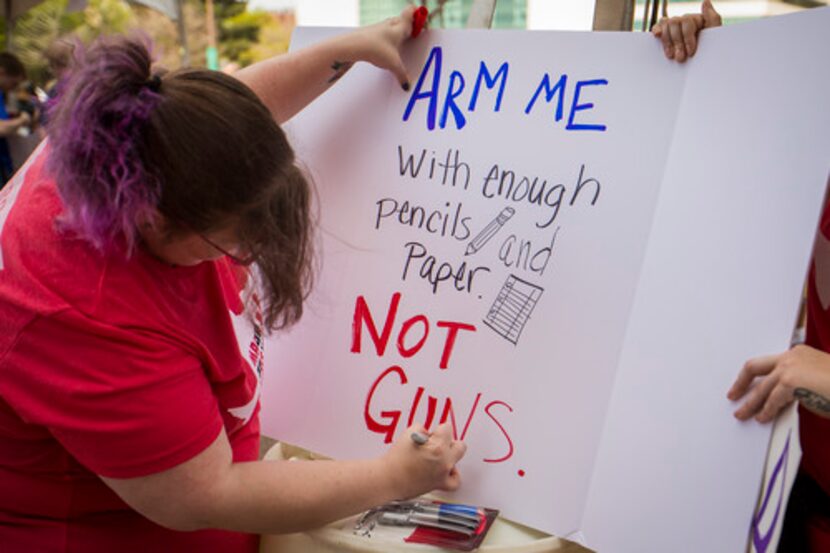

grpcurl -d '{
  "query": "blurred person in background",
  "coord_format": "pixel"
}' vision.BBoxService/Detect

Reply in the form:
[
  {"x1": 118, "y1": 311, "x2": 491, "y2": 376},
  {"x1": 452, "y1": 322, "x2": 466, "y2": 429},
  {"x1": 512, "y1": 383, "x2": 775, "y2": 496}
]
[
  {"x1": 44, "y1": 38, "x2": 74, "y2": 101},
  {"x1": 0, "y1": 52, "x2": 31, "y2": 187},
  {"x1": 36, "y1": 38, "x2": 75, "y2": 134}
]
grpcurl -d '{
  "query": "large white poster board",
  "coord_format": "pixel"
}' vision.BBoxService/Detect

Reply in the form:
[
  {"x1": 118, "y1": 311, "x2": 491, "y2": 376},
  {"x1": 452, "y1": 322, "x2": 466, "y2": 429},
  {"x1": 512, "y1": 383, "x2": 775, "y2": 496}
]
[{"x1": 261, "y1": 9, "x2": 830, "y2": 552}]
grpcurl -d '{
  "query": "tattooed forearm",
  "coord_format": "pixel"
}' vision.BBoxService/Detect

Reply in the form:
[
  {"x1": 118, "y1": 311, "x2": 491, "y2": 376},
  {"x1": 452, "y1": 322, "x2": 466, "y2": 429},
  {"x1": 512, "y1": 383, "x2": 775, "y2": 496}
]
[
  {"x1": 328, "y1": 60, "x2": 354, "y2": 83},
  {"x1": 795, "y1": 387, "x2": 830, "y2": 414}
]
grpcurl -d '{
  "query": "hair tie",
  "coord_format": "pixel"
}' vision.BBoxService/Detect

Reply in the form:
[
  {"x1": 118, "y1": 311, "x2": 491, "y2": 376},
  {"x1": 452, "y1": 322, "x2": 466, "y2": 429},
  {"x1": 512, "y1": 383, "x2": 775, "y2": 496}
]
[{"x1": 145, "y1": 74, "x2": 162, "y2": 92}]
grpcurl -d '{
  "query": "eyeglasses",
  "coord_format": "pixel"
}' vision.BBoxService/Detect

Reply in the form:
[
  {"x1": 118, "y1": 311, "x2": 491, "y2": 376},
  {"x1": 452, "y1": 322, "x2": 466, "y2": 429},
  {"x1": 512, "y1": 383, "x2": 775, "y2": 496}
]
[{"x1": 198, "y1": 233, "x2": 255, "y2": 266}]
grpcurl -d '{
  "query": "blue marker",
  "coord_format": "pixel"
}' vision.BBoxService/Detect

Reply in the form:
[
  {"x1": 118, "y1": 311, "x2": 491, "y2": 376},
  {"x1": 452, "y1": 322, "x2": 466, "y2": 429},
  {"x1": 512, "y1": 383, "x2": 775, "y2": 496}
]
[{"x1": 436, "y1": 502, "x2": 483, "y2": 520}]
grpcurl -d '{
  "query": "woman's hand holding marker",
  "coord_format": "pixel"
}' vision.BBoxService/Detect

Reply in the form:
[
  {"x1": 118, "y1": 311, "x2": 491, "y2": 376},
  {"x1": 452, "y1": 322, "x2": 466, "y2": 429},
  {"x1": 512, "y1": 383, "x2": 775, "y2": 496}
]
[
  {"x1": 382, "y1": 424, "x2": 467, "y2": 500},
  {"x1": 411, "y1": 430, "x2": 430, "y2": 445}
]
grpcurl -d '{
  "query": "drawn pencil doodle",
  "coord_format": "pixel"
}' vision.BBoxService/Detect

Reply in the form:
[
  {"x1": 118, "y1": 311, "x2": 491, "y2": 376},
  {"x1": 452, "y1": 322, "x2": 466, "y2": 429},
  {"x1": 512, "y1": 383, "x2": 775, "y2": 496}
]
[{"x1": 465, "y1": 207, "x2": 515, "y2": 256}]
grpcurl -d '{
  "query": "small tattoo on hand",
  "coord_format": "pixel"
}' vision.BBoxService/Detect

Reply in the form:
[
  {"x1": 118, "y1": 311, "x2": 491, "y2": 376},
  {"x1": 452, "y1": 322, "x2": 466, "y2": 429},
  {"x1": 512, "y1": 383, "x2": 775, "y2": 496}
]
[{"x1": 794, "y1": 387, "x2": 830, "y2": 414}]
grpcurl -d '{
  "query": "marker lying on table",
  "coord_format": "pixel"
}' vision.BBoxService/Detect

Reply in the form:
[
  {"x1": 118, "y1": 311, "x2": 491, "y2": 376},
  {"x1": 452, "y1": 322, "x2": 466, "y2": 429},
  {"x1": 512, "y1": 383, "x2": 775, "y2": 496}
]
[
  {"x1": 414, "y1": 502, "x2": 482, "y2": 523},
  {"x1": 355, "y1": 500, "x2": 499, "y2": 551},
  {"x1": 387, "y1": 499, "x2": 483, "y2": 523},
  {"x1": 378, "y1": 510, "x2": 477, "y2": 536}
]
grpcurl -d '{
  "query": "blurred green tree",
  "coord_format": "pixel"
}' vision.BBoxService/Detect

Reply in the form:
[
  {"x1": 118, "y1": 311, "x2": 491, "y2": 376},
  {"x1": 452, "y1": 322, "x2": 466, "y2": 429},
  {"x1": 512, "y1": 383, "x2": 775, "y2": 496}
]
[
  {"x1": 11, "y1": 0, "x2": 80, "y2": 84},
  {"x1": 9, "y1": 0, "x2": 133, "y2": 85},
  {"x1": 242, "y1": 12, "x2": 291, "y2": 67},
  {"x1": 3, "y1": 0, "x2": 294, "y2": 84},
  {"x1": 216, "y1": 0, "x2": 293, "y2": 68},
  {"x1": 219, "y1": 7, "x2": 267, "y2": 65}
]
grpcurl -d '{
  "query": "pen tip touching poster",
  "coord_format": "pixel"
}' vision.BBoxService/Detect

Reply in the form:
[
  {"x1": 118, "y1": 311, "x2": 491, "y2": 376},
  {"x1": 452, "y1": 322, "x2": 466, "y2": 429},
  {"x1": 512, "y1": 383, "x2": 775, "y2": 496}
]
[{"x1": 262, "y1": 9, "x2": 830, "y2": 553}]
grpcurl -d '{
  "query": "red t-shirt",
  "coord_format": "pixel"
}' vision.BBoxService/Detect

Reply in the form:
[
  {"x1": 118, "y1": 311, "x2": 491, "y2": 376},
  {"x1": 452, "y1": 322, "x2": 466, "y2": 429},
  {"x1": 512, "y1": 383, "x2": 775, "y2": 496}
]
[
  {"x1": 0, "y1": 147, "x2": 264, "y2": 552},
  {"x1": 803, "y1": 196, "x2": 830, "y2": 551}
]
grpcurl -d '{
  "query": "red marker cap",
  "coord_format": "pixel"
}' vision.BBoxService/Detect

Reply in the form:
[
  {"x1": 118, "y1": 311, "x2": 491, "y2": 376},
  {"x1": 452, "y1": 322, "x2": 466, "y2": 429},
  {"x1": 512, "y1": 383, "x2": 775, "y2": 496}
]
[{"x1": 411, "y1": 6, "x2": 428, "y2": 38}]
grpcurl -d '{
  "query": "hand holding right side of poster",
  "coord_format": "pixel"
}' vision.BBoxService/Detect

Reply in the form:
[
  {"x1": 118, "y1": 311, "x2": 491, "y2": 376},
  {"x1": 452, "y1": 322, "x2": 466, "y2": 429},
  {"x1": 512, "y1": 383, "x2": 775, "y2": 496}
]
[{"x1": 261, "y1": 8, "x2": 830, "y2": 553}]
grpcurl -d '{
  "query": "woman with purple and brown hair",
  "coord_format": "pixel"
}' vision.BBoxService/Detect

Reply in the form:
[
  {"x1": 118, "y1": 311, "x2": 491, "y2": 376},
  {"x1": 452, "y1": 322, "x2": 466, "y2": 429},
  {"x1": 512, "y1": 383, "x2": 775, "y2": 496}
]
[{"x1": 0, "y1": 7, "x2": 465, "y2": 552}]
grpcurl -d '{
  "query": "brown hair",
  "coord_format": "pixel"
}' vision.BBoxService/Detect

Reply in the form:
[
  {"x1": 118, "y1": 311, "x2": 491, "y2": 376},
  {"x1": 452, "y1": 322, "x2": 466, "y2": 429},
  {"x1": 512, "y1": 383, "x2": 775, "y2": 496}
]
[
  {"x1": 146, "y1": 69, "x2": 314, "y2": 332},
  {"x1": 48, "y1": 35, "x2": 313, "y2": 332}
]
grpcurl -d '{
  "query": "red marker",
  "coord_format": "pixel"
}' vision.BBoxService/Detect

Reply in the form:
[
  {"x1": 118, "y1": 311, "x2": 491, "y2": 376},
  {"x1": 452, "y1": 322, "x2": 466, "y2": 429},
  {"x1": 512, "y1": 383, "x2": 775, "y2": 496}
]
[{"x1": 411, "y1": 6, "x2": 428, "y2": 38}]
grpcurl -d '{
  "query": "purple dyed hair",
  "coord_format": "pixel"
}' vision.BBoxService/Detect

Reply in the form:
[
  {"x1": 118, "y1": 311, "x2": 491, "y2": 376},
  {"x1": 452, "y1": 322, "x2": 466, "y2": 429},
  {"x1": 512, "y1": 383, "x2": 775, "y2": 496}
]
[{"x1": 47, "y1": 34, "x2": 162, "y2": 253}]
